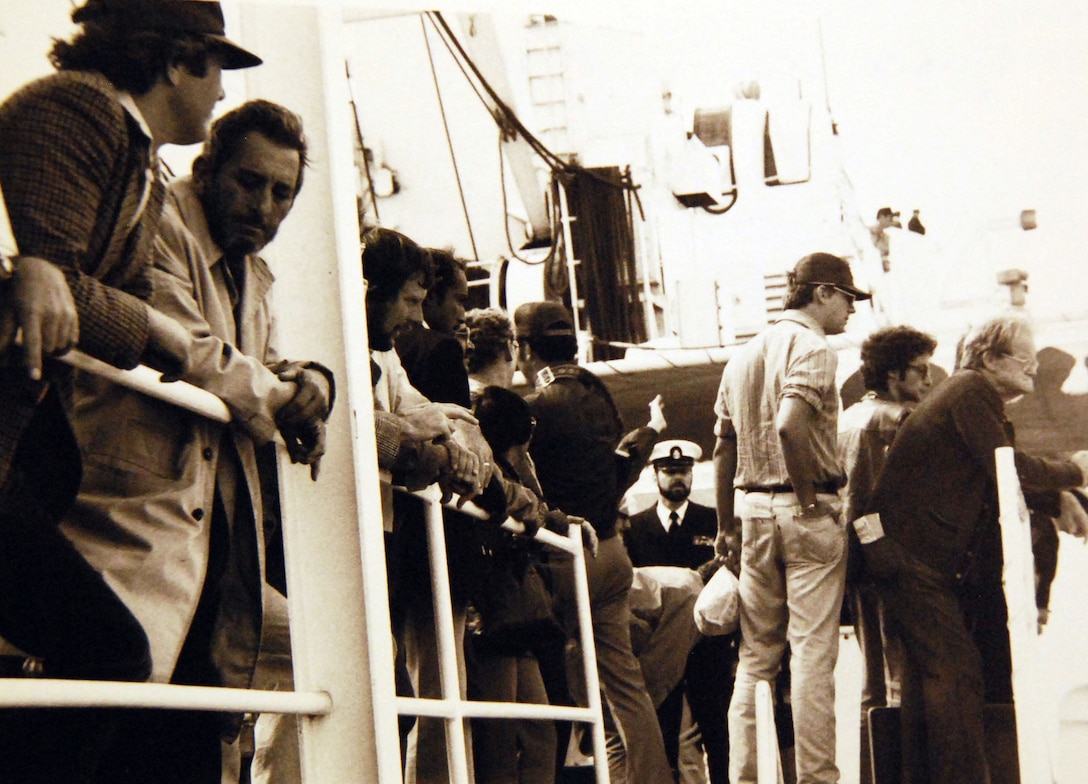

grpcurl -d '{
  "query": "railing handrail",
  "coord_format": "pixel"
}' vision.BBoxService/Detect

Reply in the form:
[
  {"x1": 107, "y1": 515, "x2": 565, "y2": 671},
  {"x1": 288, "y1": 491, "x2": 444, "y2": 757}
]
[
  {"x1": 14, "y1": 350, "x2": 609, "y2": 784},
  {"x1": 0, "y1": 679, "x2": 331, "y2": 714},
  {"x1": 60, "y1": 348, "x2": 231, "y2": 424}
]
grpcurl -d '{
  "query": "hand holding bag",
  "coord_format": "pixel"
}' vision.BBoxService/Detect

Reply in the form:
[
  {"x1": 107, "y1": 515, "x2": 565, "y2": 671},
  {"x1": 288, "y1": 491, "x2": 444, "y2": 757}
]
[{"x1": 693, "y1": 564, "x2": 740, "y2": 636}]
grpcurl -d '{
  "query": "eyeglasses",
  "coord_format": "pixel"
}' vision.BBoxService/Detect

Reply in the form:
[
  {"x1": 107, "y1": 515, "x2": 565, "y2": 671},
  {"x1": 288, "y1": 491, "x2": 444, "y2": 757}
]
[
  {"x1": 1003, "y1": 353, "x2": 1038, "y2": 371},
  {"x1": 812, "y1": 282, "x2": 856, "y2": 305}
]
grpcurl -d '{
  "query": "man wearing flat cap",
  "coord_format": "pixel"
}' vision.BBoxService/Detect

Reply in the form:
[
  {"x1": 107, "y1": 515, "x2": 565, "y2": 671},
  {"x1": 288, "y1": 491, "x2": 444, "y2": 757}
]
[
  {"x1": 514, "y1": 300, "x2": 674, "y2": 784},
  {"x1": 714, "y1": 252, "x2": 868, "y2": 784},
  {"x1": 0, "y1": 2, "x2": 260, "y2": 781}
]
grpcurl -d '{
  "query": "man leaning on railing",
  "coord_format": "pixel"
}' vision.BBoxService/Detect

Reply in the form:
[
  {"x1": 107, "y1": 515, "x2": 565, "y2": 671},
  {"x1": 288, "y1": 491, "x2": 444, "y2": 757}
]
[
  {"x1": 60, "y1": 98, "x2": 332, "y2": 782},
  {"x1": 0, "y1": 2, "x2": 262, "y2": 781}
]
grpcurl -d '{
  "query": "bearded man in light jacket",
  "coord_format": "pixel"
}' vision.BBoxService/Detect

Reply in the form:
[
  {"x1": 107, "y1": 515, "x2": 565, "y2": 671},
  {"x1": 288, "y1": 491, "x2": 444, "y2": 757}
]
[{"x1": 62, "y1": 100, "x2": 332, "y2": 782}]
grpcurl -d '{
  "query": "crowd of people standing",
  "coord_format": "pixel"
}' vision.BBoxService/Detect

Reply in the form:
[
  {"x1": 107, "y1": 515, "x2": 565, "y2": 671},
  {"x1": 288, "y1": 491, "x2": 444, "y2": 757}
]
[{"x1": 1, "y1": 3, "x2": 1087, "y2": 784}]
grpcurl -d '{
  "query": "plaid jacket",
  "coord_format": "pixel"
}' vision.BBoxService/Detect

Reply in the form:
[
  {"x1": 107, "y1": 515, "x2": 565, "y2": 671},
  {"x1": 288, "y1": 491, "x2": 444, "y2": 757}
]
[{"x1": 0, "y1": 70, "x2": 160, "y2": 487}]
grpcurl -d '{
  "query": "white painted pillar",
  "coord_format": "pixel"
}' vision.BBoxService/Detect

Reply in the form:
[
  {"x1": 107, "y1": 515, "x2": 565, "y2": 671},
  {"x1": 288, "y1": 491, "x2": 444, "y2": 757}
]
[{"x1": 236, "y1": 4, "x2": 396, "y2": 782}]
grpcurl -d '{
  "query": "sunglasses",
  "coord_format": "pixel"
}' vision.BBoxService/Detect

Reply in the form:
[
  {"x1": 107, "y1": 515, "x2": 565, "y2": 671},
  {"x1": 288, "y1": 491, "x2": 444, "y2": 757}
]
[{"x1": 809, "y1": 281, "x2": 857, "y2": 304}]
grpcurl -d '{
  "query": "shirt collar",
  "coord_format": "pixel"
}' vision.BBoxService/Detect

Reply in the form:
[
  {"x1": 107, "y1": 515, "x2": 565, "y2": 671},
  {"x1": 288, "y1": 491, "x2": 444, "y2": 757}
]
[
  {"x1": 656, "y1": 500, "x2": 690, "y2": 531},
  {"x1": 170, "y1": 177, "x2": 220, "y2": 263},
  {"x1": 166, "y1": 177, "x2": 277, "y2": 298},
  {"x1": 776, "y1": 308, "x2": 826, "y2": 338},
  {"x1": 116, "y1": 92, "x2": 156, "y2": 160}
]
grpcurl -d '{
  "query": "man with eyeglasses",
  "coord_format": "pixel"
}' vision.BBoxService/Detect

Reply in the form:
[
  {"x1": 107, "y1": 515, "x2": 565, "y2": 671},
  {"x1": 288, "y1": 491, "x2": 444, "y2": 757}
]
[
  {"x1": 860, "y1": 315, "x2": 1088, "y2": 784},
  {"x1": 713, "y1": 252, "x2": 870, "y2": 784},
  {"x1": 836, "y1": 325, "x2": 937, "y2": 784}
]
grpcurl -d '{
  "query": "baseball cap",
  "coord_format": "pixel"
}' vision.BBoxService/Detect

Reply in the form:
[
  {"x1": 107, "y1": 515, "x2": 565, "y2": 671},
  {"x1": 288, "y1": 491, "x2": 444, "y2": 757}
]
[
  {"x1": 792, "y1": 252, "x2": 871, "y2": 301},
  {"x1": 649, "y1": 439, "x2": 702, "y2": 467},
  {"x1": 514, "y1": 301, "x2": 576, "y2": 340},
  {"x1": 77, "y1": 0, "x2": 262, "y2": 70}
]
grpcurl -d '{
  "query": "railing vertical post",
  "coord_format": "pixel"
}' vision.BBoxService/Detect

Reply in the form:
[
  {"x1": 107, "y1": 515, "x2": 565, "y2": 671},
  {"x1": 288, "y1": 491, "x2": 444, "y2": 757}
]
[
  {"x1": 567, "y1": 527, "x2": 609, "y2": 784},
  {"x1": 421, "y1": 491, "x2": 472, "y2": 784},
  {"x1": 995, "y1": 446, "x2": 1053, "y2": 784}
]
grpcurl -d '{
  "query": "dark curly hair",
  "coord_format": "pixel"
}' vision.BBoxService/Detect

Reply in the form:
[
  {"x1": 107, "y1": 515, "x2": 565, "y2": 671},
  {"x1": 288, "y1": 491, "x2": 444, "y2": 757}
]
[
  {"x1": 464, "y1": 308, "x2": 514, "y2": 375},
  {"x1": 50, "y1": 4, "x2": 217, "y2": 95},
  {"x1": 198, "y1": 100, "x2": 309, "y2": 195},
  {"x1": 860, "y1": 326, "x2": 938, "y2": 393},
  {"x1": 424, "y1": 248, "x2": 467, "y2": 307},
  {"x1": 474, "y1": 385, "x2": 534, "y2": 454}
]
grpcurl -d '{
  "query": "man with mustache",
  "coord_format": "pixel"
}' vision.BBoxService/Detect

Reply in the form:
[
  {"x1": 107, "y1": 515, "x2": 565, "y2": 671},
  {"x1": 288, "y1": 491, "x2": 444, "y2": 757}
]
[
  {"x1": 62, "y1": 99, "x2": 332, "y2": 782},
  {"x1": 625, "y1": 439, "x2": 733, "y2": 784}
]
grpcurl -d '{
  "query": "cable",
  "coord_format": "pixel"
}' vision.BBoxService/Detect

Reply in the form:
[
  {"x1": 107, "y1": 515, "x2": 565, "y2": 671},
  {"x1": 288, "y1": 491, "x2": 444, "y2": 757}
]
[
  {"x1": 497, "y1": 131, "x2": 558, "y2": 266},
  {"x1": 421, "y1": 14, "x2": 478, "y2": 259},
  {"x1": 345, "y1": 59, "x2": 380, "y2": 226},
  {"x1": 425, "y1": 12, "x2": 642, "y2": 196}
]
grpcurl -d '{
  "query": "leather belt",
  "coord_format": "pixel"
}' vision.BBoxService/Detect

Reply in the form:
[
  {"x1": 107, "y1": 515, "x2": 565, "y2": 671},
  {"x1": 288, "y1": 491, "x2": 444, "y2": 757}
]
[{"x1": 740, "y1": 481, "x2": 843, "y2": 495}]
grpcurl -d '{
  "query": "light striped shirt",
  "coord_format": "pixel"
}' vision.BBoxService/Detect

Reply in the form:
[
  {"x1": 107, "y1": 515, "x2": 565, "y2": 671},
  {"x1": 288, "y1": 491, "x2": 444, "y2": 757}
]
[{"x1": 714, "y1": 309, "x2": 843, "y2": 488}]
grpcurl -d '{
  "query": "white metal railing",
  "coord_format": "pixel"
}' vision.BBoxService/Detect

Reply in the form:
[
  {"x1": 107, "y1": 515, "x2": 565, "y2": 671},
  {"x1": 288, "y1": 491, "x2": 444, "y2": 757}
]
[
  {"x1": 755, "y1": 679, "x2": 783, "y2": 784},
  {"x1": 394, "y1": 483, "x2": 609, "y2": 784},
  {"x1": 0, "y1": 350, "x2": 609, "y2": 783},
  {"x1": 995, "y1": 445, "x2": 1051, "y2": 784},
  {"x1": 0, "y1": 355, "x2": 330, "y2": 728}
]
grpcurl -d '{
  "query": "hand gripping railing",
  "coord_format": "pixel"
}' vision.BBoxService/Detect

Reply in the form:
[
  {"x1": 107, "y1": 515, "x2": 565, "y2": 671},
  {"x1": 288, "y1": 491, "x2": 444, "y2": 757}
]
[
  {"x1": 0, "y1": 352, "x2": 334, "y2": 725},
  {"x1": 397, "y1": 483, "x2": 609, "y2": 784},
  {"x1": 0, "y1": 350, "x2": 609, "y2": 784}
]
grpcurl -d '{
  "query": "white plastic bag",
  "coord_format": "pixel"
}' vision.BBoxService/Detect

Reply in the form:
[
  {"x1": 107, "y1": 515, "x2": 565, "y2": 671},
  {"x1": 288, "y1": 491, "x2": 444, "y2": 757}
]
[{"x1": 693, "y1": 566, "x2": 740, "y2": 636}]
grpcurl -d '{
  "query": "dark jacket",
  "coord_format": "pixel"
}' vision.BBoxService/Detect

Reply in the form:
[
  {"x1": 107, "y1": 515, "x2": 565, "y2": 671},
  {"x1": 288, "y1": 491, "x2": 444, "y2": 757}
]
[
  {"x1": 871, "y1": 369, "x2": 1082, "y2": 582},
  {"x1": 625, "y1": 501, "x2": 717, "y2": 571},
  {"x1": 528, "y1": 363, "x2": 658, "y2": 540},
  {"x1": 393, "y1": 323, "x2": 500, "y2": 604},
  {"x1": 395, "y1": 322, "x2": 471, "y2": 409}
]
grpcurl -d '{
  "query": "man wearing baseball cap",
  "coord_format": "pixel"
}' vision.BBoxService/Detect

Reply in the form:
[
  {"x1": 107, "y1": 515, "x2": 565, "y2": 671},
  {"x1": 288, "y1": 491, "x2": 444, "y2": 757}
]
[
  {"x1": 0, "y1": 2, "x2": 260, "y2": 780},
  {"x1": 514, "y1": 300, "x2": 673, "y2": 784},
  {"x1": 713, "y1": 252, "x2": 867, "y2": 784}
]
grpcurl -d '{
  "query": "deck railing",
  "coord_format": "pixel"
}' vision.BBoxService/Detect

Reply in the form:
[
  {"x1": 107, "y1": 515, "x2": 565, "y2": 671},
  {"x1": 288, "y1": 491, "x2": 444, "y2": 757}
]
[{"x1": 0, "y1": 349, "x2": 608, "y2": 783}]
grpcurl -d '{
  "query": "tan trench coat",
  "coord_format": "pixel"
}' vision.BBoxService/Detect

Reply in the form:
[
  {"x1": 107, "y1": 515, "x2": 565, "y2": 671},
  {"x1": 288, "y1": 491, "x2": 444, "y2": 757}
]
[{"x1": 62, "y1": 178, "x2": 297, "y2": 689}]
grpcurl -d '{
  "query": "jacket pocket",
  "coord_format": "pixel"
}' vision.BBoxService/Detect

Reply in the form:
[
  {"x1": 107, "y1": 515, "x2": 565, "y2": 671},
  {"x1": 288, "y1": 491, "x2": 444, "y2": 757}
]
[{"x1": 82, "y1": 411, "x2": 190, "y2": 484}]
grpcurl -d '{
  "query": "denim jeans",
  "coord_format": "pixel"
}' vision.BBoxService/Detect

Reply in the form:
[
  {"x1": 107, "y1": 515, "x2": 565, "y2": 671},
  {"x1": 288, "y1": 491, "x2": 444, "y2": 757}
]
[{"x1": 728, "y1": 491, "x2": 846, "y2": 784}]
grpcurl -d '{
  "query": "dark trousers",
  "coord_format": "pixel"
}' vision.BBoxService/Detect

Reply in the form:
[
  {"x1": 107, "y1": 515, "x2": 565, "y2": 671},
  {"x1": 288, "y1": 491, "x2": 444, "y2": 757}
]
[
  {"x1": 655, "y1": 633, "x2": 737, "y2": 784},
  {"x1": 880, "y1": 551, "x2": 1011, "y2": 784},
  {"x1": 686, "y1": 634, "x2": 737, "y2": 784},
  {"x1": 0, "y1": 389, "x2": 152, "y2": 784}
]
